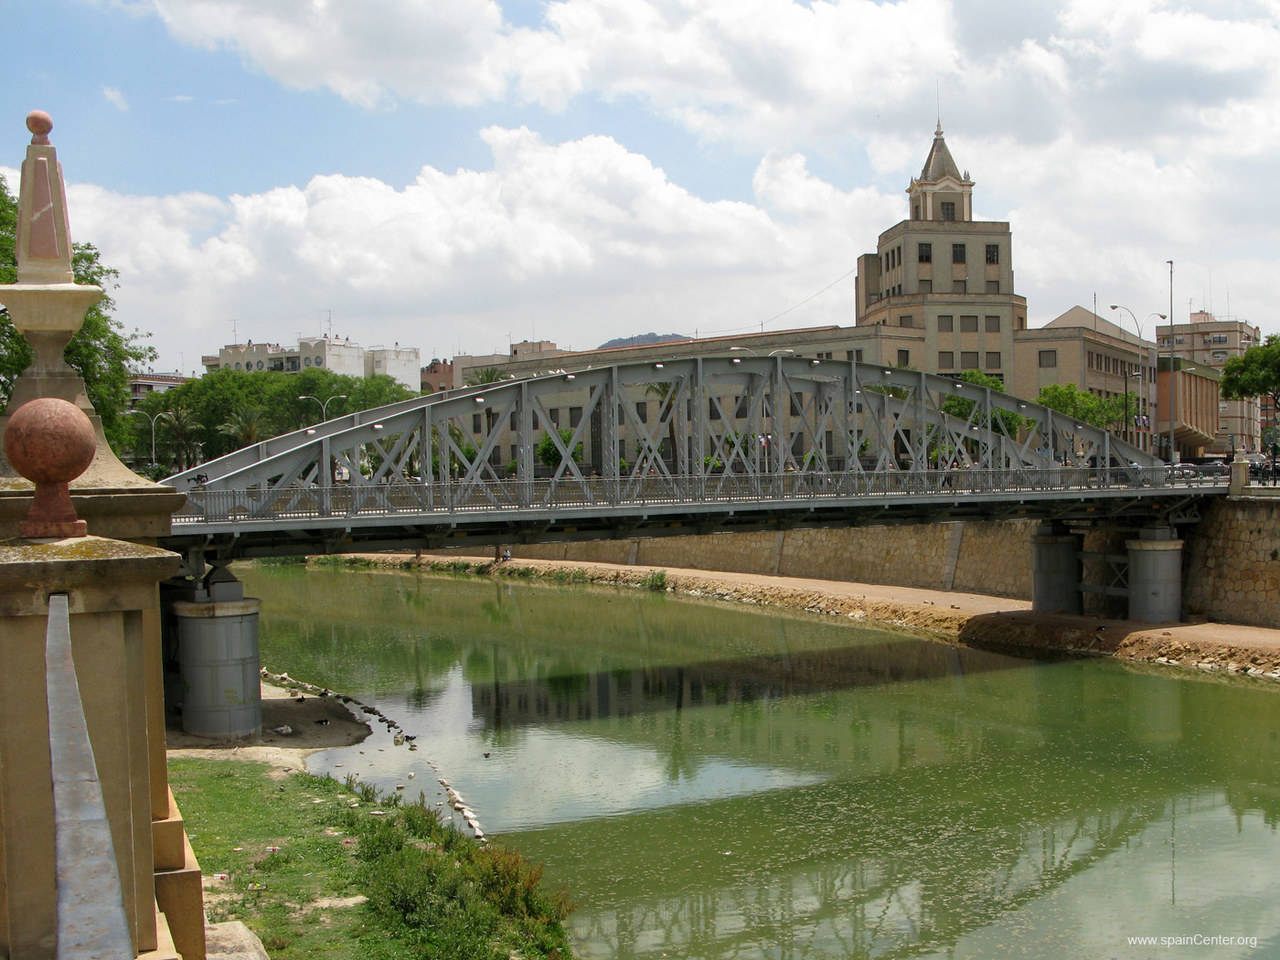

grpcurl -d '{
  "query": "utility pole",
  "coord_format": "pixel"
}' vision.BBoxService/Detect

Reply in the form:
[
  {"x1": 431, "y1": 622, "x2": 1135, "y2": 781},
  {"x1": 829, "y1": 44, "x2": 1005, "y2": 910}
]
[{"x1": 1167, "y1": 260, "x2": 1176, "y2": 463}]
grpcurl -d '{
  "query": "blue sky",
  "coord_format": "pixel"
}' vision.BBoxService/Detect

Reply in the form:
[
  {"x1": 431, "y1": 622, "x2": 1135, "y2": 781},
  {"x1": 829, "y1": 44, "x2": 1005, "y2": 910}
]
[{"x1": 4, "y1": 0, "x2": 1278, "y2": 374}]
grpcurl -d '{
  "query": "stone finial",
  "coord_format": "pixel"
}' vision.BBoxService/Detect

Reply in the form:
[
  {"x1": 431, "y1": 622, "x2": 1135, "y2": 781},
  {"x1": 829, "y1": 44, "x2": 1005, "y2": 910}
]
[
  {"x1": 16, "y1": 109, "x2": 74, "y2": 284},
  {"x1": 3, "y1": 398, "x2": 97, "y2": 538},
  {"x1": 26, "y1": 109, "x2": 52, "y2": 145}
]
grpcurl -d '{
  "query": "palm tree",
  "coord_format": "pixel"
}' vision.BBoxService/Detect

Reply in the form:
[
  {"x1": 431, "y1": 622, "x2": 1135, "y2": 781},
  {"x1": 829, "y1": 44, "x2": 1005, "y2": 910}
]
[
  {"x1": 163, "y1": 404, "x2": 205, "y2": 471},
  {"x1": 465, "y1": 367, "x2": 506, "y2": 386},
  {"x1": 217, "y1": 407, "x2": 270, "y2": 448}
]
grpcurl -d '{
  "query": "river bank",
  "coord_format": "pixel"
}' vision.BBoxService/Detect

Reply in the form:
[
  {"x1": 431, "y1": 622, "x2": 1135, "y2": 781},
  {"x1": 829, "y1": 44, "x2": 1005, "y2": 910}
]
[{"x1": 330, "y1": 551, "x2": 1280, "y2": 682}]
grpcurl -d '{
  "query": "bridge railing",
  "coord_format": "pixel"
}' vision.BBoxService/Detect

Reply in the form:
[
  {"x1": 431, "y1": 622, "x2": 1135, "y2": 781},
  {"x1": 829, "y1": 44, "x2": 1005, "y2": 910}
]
[
  {"x1": 171, "y1": 465, "x2": 1217, "y2": 527},
  {"x1": 44, "y1": 593, "x2": 134, "y2": 959}
]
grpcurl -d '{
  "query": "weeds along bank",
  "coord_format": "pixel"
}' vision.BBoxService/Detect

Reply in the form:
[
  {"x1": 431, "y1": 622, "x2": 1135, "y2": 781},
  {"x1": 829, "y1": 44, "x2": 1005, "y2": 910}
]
[{"x1": 169, "y1": 757, "x2": 573, "y2": 960}]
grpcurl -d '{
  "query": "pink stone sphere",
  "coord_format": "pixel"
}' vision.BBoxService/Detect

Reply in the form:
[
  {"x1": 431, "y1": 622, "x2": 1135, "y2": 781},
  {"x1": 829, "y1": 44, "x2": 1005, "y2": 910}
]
[
  {"x1": 3, "y1": 398, "x2": 96, "y2": 485},
  {"x1": 26, "y1": 110, "x2": 53, "y2": 138}
]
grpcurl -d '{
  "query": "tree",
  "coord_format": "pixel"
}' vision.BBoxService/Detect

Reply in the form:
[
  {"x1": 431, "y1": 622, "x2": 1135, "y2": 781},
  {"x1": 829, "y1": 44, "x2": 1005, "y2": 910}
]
[
  {"x1": 1221, "y1": 335, "x2": 1280, "y2": 447},
  {"x1": 1036, "y1": 383, "x2": 1127, "y2": 430},
  {"x1": 466, "y1": 367, "x2": 506, "y2": 386},
  {"x1": 0, "y1": 173, "x2": 155, "y2": 447},
  {"x1": 536, "y1": 428, "x2": 583, "y2": 469},
  {"x1": 217, "y1": 407, "x2": 271, "y2": 448},
  {"x1": 940, "y1": 370, "x2": 1026, "y2": 436},
  {"x1": 133, "y1": 367, "x2": 417, "y2": 462}
]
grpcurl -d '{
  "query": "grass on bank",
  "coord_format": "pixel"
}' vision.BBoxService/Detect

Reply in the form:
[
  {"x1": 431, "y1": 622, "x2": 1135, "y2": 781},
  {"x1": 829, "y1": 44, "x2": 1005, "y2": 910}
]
[{"x1": 169, "y1": 757, "x2": 573, "y2": 959}]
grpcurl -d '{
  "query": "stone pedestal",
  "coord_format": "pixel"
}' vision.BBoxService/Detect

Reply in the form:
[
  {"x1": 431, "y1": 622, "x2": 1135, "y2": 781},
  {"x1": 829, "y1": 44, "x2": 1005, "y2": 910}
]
[
  {"x1": 0, "y1": 538, "x2": 201, "y2": 958},
  {"x1": 1031, "y1": 523, "x2": 1082, "y2": 614}
]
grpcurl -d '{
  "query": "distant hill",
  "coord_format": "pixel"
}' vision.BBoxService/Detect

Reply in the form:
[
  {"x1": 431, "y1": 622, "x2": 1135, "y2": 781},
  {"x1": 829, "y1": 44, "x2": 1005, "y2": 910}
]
[{"x1": 597, "y1": 332, "x2": 691, "y2": 350}]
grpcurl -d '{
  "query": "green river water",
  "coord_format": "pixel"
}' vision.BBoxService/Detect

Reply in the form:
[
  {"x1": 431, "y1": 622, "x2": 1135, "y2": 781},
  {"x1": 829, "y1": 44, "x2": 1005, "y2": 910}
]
[{"x1": 239, "y1": 564, "x2": 1280, "y2": 959}]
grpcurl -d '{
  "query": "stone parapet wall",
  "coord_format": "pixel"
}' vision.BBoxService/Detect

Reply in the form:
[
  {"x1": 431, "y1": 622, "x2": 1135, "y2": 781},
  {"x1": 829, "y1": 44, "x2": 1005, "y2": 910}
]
[
  {"x1": 1184, "y1": 497, "x2": 1280, "y2": 627},
  {"x1": 508, "y1": 520, "x2": 1037, "y2": 600}
]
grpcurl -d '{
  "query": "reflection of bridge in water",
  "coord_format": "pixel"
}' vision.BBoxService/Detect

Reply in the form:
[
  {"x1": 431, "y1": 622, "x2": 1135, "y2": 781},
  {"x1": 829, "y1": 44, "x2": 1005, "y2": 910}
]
[{"x1": 472, "y1": 641, "x2": 1280, "y2": 959}]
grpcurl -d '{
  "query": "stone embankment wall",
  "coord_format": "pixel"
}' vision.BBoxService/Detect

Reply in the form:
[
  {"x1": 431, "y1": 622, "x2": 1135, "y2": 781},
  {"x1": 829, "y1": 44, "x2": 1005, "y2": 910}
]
[
  {"x1": 507, "y1": 519, "x2": 1040, "y2": 600},
  {"x1": 1184, "y1": 496, "x2": 1280, "y2": 627},
  {"x1": 496, "y1": 496, "x2": 1279, "y2": 627}
]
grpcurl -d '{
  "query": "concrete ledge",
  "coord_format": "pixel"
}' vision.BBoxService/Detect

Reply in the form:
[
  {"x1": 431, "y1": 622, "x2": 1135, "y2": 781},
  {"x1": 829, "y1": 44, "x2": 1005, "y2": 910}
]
[
  {"x1": 152, "y1": 788, "x2": 187, "y2": 871},
  {"x1": 155, "y1": 832, "x2": 205, "y2": 960},
  {"x1": 139, "y1": 904, "x2": 182, "y2": 960}
]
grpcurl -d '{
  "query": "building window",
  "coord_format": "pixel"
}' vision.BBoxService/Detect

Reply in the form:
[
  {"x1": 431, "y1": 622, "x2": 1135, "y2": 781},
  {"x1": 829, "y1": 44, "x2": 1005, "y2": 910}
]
[
  {"x1": 897, "y1": 349, "x2": 911, "y2": 367},
  {"x1": 941, "y1": 201, "x2": 956, "y2": 221},
  {"x1": 570, "y1": 406, "x2": 582, "y2": 427},
  {"x1": 853, "y1": 349, "x2": 864, "y2": 362},
  {"x1": 938, "y1": 315, "x2": 954, "y2": 332},
  {"x1": 549, "y1": 408, "x2": 560, "y2": 427},
  {"x1": 918, "y1": 242, "x2": 932, "y2": 263},
  {"x1": 635, "y1": 401, "x2": 647, "y2": 423},
  {"x1": 919, "y1": 279, "x2": 932, "y2": 293},
  {"x1": 899, "y1": 315, "x2": 914, "y2": 328},
  {"x1": 953, "y1": 280, "x2": 967, "y2": 294},
  {"x1": 511, "y1": 411, "x2": 518, "y2": 429},
  {"x1": 960, "y1": 315, "x2": 978, "y2": 332},
  {"x1": 985, "y1": 315, "x2": 1000, "y2": 332},
  {"x1": 986, "y1": 280, "x2": 1000, "y2": 293},
  {"x1": 472, "y1": 413, "x2": 482, "y2": 433},
  {"x1": 985, "y1": 244, "x2": 999, "y2": 264},
  {"x1": 938, "y1": 351, "x2": 955, "y2": 369},
  {"x1": 314, "y1": 355, "x2": 324, "y2": 366},
  {"x1": 986, "y1": 352, "x2": 1001, "y2": 369},
  {"x1": 1213, "y1": 334, "x2": 1228, "y2": 344},
  {"x1": 952, "y1": 243, "x2": 966, "y2": 264},
  {"x1": 1038, "y1": 350, "x2": 1058, "y2": 368},
  {"x1": 709, "y1": 399, "x2": 721, "y2": 420},
  {"x1": 961, "y1": 351, "x2": 979, "y2": 369}
]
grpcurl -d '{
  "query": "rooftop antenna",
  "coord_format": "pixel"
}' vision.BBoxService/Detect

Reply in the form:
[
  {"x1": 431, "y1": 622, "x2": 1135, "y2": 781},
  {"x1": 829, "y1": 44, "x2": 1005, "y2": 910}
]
[
  {"x1": 936, "y1": 80, "x2": 941, "y2": 131},
  {"x1": 326, "y1": 309, "x2": 333, "y2": 340},
  {"x1": 229, "y1": 316, "x2": 238, "y2": 344}
]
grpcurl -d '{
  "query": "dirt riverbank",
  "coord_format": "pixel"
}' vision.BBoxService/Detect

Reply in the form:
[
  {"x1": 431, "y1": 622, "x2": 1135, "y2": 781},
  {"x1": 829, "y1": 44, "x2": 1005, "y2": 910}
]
[
  {"x1": 166, "y1": 681, "x2": 371, "y2": 774},
  {"x1": 339, "y1": 551, "x2": 1280, "y2": 682}
]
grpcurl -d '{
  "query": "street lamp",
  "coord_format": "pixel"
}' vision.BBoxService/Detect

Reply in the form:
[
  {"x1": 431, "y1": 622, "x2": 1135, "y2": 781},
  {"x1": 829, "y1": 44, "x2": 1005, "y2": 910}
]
[
  {"x1": 126, "y1": 409, "x2": 173, "y2": 466},
  {"x1": 1109, "y1": 305, "x2": 1166, "y2": 452},
  {"x1": 298, "y1": 393, "x2": 347, "y2": 422}
]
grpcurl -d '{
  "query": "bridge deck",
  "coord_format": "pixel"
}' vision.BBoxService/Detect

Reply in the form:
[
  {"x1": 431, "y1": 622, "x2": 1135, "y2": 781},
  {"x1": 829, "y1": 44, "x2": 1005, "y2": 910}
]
[{"x1": 162, "y1": 467, "x2": 1229, "y2": 559}]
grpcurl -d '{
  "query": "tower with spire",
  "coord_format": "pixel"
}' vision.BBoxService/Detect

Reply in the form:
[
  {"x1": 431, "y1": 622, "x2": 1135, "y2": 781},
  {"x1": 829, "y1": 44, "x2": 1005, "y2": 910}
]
[{"x1": 854, "y1": 125, "x2": 1026, "y2": 387}]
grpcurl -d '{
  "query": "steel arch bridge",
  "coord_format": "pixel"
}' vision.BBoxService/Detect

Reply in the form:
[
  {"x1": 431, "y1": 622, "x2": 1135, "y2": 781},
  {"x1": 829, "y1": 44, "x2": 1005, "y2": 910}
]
[{"x1": 161, "y1": 355, "x2": 1218, "y2": 563}]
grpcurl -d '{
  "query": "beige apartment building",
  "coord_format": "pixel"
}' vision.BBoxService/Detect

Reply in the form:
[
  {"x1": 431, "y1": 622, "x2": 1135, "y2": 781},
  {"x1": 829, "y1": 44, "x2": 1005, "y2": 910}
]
[
  {"x1": 854, "y1": 124, "x2": 1028, "y2": 384},
  {"x1": 1157, "y1": 311, "x2": 1261, "y2": 455},
  {"x1": 1157, "y1": 357, "x2": 1222, "y2": 461},
  {"x1": 1011, "y1": 306, "x2": 1159, "y2": 452}
]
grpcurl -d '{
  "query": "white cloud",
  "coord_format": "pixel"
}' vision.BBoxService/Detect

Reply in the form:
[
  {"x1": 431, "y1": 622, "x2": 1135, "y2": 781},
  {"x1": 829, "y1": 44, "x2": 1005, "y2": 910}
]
[
  {"x1": 103, "y1": 86, "x2": 129, "y2": 111},
  {"x1": 62, "y1": 130, "x2": 886, "y2": 366}
]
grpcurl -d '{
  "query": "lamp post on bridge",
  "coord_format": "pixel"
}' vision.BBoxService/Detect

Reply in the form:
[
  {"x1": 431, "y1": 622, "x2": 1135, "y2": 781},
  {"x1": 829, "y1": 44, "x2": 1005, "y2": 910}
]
[
  {"x1": 298, "y1": 393, "x2": 347, "y2": 423},
  {"x1": 1109, "y1": 304, "x2": 1166, "y2": 453}
]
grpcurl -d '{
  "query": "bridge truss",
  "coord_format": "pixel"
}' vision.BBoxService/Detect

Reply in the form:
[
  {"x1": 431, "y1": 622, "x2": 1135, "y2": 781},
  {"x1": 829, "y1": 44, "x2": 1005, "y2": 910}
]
[{"x1": 163, "y1": 356, "x2": 1193, "y2": 561}]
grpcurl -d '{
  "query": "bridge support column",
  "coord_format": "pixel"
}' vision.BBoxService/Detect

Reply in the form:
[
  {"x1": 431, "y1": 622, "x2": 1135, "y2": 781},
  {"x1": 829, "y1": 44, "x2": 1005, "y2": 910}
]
[
  {"x1": 1126, "y1": 527, "x2": 1183, "y2": 623},
  {"x1": 1032, "y1": 523, "x2": 1082, "y2": 614},
  {"x1": 170, "y1": 566, "x2": 262, "y2": 738}
]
